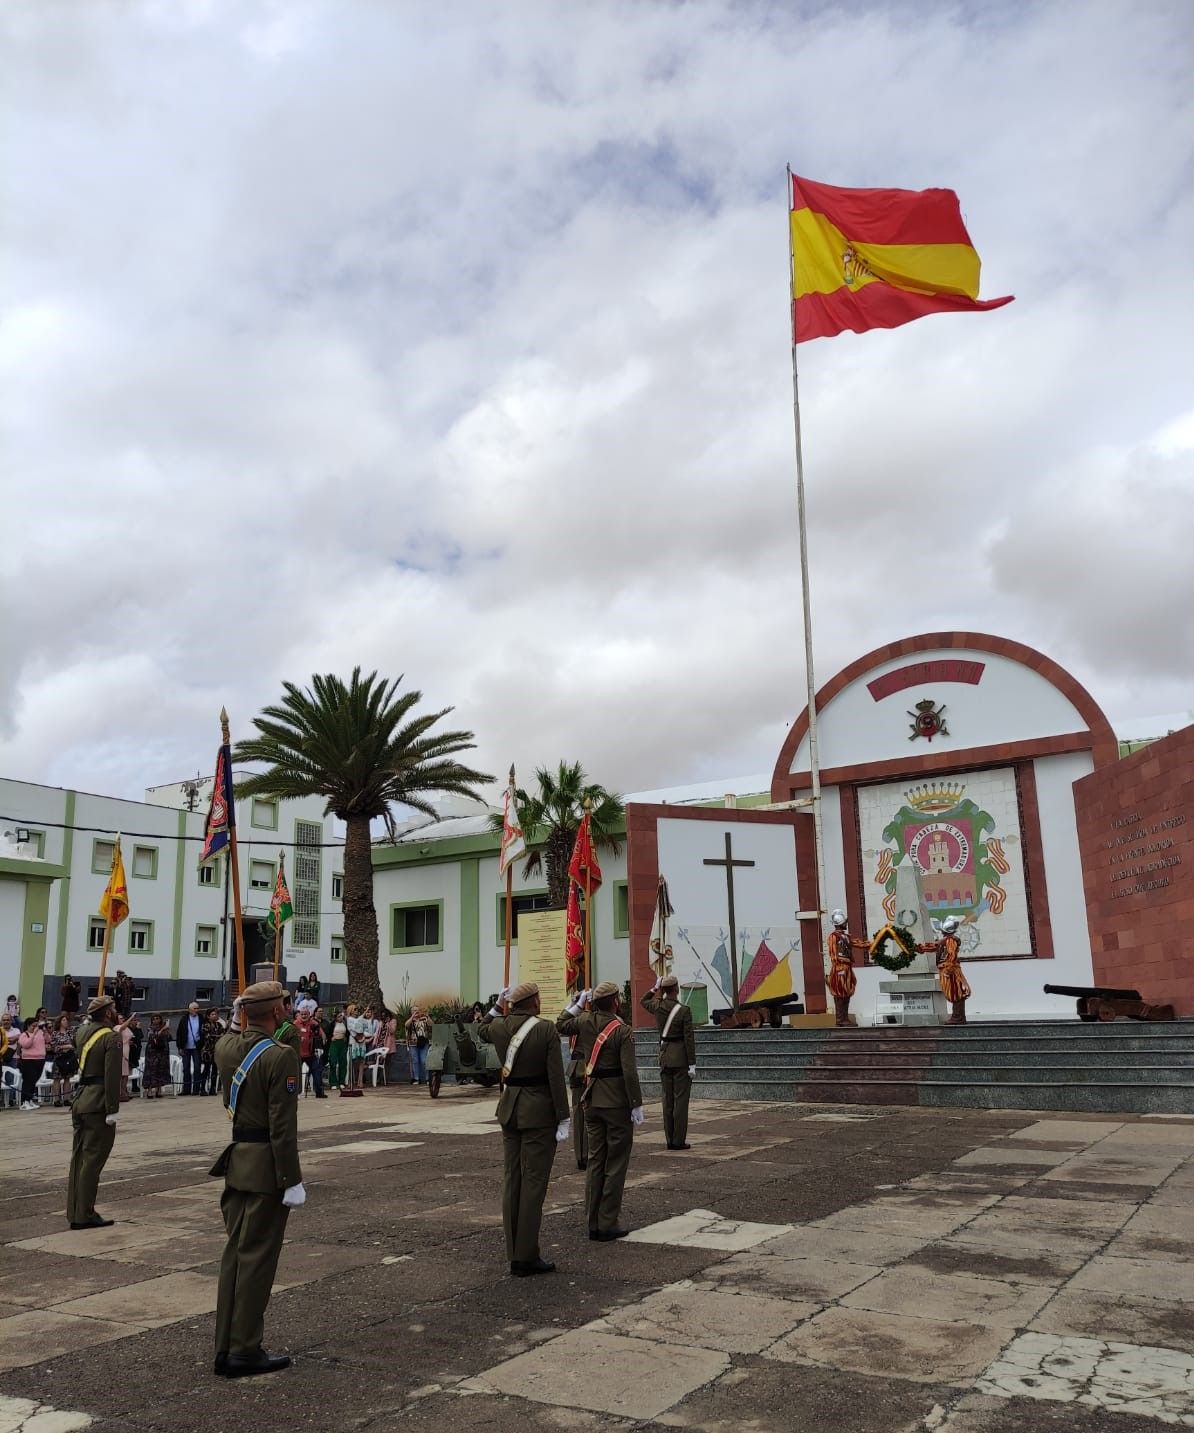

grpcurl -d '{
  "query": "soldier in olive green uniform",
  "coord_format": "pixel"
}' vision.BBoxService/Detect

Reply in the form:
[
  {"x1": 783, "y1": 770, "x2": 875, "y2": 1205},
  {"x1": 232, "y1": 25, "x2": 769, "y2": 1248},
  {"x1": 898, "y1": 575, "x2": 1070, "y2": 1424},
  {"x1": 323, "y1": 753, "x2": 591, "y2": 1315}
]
[
  {"x1": 556, "y1": 981, "x2": 643, "y2": 1241},
  {"x1": 273, "y1": 992, "x2": 301, "y2": 1056},
  {"x1": 66, "y1": 995, "x2": 122, "y2": 1229},
  {"x1": 640, "y1": 974, "x2": 697, "y2": 1150},
  {"x1": 479, "y1": 981, "x2": 570, "y2": 1276},
  {"x1": 210, "y1": 980, "x2": 304, "y2": 1378},
  {"x1": 566, "y1": 1036, "x2": 589, "y2": 1170}
]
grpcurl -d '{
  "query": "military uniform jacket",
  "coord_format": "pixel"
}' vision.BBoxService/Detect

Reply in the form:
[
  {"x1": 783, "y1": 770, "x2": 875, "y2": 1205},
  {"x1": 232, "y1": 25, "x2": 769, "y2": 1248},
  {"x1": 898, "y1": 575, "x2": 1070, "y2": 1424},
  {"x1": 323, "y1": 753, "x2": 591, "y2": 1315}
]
[
  {"x1": 209, "y1": 1026, "x2": 302, "y2": 1194},
  {"x1": 72, "y1": 1020, "x2": 121, "y2": 1117},
  {"x1": 479, "y1": 1012, "x2": 569, "y2": 1130},
  {"x1": 555, "y1": 1009, "x2": 643, "y2": 1111},
  {"x1": 639, "y1": 992, "x2": 696, "y2": 1069}
]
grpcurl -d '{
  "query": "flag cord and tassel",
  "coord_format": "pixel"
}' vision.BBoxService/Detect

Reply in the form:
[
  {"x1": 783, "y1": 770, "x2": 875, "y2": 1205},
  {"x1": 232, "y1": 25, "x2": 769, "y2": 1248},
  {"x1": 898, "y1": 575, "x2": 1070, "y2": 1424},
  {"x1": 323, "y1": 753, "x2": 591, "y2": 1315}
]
[{"x1": 787, "y1": 165, "x2": 829, "y2": 953}]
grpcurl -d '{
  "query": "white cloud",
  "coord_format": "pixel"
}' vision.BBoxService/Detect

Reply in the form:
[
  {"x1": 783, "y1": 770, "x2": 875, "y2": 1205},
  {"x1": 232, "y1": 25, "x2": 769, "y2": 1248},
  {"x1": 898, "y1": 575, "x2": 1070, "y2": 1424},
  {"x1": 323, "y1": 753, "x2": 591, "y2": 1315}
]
[{"x1": 1, "y1": 0, "x2": 1192, "y2": 799}]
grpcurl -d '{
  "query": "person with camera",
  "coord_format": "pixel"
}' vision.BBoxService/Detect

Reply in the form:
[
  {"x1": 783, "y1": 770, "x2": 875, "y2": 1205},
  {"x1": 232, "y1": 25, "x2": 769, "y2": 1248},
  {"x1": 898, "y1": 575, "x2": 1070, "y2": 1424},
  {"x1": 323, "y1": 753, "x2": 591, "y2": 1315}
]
[{"x1": 17, "y1": 1014, "x2": 48, "y2": 1110}]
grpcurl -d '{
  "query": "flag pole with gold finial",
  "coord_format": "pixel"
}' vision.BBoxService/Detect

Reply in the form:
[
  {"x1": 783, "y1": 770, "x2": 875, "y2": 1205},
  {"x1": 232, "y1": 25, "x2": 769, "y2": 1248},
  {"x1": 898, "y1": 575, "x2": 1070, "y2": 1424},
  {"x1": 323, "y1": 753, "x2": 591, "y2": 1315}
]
[
  {"x1": 582, "y1": 796, "x2": 593, "y2": 990},
  {"x1": 221, "y1": 707, "x2": 248, "y2": 995}
]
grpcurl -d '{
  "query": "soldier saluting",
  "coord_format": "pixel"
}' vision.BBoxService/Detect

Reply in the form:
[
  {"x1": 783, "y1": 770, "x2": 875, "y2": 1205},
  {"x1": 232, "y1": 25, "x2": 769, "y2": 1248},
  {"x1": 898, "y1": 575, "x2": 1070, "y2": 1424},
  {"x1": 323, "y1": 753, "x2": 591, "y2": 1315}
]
[
  {"x1": 210, "y1": 980, "x2": 305, "y2": 1379},
  {"x1": 639, "y1": 974, "x2": 696, "y2": 1150},
  {"x1": 479, "y1": 981, "x2": 570, "y2": 1276},
  {"x1": 557, "y1": 981, "x2": 643, "y2": 1241},
  {"x1": 66, "y1": 994, "x2": 122, "y2": 1229}
]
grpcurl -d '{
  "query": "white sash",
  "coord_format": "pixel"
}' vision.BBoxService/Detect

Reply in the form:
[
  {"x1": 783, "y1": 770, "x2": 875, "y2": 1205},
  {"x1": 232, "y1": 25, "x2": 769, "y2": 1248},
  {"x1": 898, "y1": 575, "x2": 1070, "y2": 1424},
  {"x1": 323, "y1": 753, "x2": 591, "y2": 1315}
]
[
  {"x1": 501, "y1": 1015, "x2": 539, "y2": 1080},
  {"x1": 660, "y1": 1002, "x2": 682, "y2": 1043}
]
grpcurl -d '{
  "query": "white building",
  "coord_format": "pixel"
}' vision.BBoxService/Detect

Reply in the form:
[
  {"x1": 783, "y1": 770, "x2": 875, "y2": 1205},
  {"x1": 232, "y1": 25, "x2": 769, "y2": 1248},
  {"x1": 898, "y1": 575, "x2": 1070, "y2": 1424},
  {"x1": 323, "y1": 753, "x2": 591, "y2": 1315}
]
[{"x1": 1, "y1": 775, "x2": 344, "y2": 1015}]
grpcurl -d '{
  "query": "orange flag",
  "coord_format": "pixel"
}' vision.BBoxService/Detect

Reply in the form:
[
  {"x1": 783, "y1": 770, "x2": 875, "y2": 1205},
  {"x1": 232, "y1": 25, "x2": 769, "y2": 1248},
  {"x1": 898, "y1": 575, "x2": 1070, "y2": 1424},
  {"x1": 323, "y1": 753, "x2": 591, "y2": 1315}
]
[{"x1": 98, "y1": 837, "x2": 129, "y2": 928}]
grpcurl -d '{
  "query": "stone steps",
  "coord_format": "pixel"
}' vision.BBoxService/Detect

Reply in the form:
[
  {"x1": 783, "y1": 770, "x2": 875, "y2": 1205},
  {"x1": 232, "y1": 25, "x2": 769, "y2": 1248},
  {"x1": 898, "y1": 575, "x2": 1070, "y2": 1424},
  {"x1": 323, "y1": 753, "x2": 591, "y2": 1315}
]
[{"x1": 633, "y1": 1019, "x2": 1194, "y2": 1114}]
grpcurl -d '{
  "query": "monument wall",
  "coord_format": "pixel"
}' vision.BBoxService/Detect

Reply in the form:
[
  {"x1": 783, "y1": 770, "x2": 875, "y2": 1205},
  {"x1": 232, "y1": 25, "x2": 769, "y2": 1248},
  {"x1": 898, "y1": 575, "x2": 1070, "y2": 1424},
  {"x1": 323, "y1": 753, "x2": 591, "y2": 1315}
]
[{"x1": 1074, "y1": 723, "x2": 1194, "y2": 1015}]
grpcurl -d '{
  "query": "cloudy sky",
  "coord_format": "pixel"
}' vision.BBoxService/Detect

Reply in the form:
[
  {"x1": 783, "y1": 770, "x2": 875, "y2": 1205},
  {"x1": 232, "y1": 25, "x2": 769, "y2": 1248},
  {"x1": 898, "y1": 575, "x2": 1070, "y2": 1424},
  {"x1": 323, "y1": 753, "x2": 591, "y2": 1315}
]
[{"x1": 2, "y1": 0, "x2": 1192, "y2": 807}]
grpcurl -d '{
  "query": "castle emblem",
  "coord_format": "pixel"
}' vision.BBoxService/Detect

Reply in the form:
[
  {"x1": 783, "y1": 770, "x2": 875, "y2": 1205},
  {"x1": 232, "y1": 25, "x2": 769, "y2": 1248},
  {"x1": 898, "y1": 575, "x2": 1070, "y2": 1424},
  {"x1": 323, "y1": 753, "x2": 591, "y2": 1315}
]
[{"x1": 908, "y1": 698, "x2": 949, "y2": 742}]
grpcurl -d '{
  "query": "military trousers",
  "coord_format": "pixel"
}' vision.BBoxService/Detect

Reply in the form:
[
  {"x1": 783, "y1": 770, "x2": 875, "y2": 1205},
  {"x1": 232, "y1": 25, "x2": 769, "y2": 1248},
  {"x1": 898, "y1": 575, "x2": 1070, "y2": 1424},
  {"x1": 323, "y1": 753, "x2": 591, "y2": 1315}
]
[
  {"x1": 66, "y1": 1110, "x2": 116, "y2": 1224},
  {"x1": 584, "y1": 1106, "x2": 633, "y2": 1234},
  {"x1": 660, "y1": 1067, "x2": 692, "y2": 1147},
  {"x1": 215, "y1": 1186, "x2": 290, "y2": 1357},
  {"x1": 500, "y1": 1123, "x2": 557, "y2": 1264},
  {"x1": 570, "y1": 1083, "x2": 589, "y2": 1166}
]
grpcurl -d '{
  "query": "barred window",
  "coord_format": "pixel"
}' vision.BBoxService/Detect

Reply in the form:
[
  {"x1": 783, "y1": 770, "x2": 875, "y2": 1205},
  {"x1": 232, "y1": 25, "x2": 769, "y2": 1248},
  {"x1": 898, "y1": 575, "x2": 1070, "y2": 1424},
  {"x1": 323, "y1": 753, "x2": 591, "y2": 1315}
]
[{"x1": 292, "y1": 820, "x2": 322, "y2": 949}]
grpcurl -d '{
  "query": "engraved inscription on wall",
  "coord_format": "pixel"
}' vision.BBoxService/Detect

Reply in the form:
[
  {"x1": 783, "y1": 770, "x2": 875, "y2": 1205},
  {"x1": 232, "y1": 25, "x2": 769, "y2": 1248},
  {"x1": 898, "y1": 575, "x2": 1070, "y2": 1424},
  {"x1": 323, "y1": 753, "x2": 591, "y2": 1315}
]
[{"x1": 1105, "y1": 811, "x2": 1186, "y2": 898}]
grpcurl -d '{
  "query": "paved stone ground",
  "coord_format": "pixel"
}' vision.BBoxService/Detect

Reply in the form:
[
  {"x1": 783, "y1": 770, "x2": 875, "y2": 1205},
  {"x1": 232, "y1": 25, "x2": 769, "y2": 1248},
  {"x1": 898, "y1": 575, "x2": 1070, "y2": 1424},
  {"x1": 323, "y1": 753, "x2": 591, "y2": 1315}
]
[{"x1": 2, "y1": 1086, "x2": 1194, "y2": 1432}]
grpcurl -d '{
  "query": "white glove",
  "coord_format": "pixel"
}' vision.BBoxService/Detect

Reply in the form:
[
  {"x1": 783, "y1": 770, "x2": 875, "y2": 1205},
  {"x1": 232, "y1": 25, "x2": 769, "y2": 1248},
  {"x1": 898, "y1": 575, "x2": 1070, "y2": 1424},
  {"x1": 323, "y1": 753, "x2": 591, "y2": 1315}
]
[
  {"x1": 579, "y1": 989, "x2": 593, "y2": 1009},
  {"x1": 555, "y1": 1118, "x2": 571, "y2": 1143},
  {"x1": 282, "y1": 1183, "x2": 307, "y2": 1208},
  {"x1": 487, "y1": 1005, "x2": 502, "y2": 1018},
  {"x1": 566, "y1": 990, "x2": 588, "y2": 1015},
  {"x1": 499, "y1": 986, "x2": 511, "y2": 1003},
  {"x1": 630, "y1": 1106, "x2": 645, "y2": 1126},
  {"x1": 105, "y1": 1114, "x2": 118, "y2": 1127},
  {"x1": 688, "y1": 1065, "x2": 697, "y2": 1078}
]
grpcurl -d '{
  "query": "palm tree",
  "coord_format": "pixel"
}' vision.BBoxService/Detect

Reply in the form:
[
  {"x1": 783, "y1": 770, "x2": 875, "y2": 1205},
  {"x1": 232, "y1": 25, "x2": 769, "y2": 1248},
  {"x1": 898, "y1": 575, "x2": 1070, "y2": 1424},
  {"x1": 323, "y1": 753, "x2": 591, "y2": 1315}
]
[
  {"x1": 233, "y1": 669, "x2": 491, "y2": 1008},
  {"x1": 491, "y1": 761, "x2": 624, "y2": 908}
]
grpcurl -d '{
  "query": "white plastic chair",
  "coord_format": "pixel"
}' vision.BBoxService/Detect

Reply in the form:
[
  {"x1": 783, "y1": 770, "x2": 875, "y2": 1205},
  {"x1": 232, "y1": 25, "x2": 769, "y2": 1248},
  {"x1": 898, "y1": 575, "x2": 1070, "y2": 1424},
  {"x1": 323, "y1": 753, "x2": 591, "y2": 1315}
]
[
  {"x1": 169, "y1": 1054, "x2": 183, "y2": 1092},
  {"x1": 364, "y1": 1048, "x2": 388, "y2": 1087},
  {"x1": 130, "y1": 1057, "x2": 144, "y2": 1097},
  {"x1": 36, "y1": 1059, "x2": 55, "y2": 1104},
  {"x1": 1, "y1": 1067, "x2": 19, "y2": 1108}
]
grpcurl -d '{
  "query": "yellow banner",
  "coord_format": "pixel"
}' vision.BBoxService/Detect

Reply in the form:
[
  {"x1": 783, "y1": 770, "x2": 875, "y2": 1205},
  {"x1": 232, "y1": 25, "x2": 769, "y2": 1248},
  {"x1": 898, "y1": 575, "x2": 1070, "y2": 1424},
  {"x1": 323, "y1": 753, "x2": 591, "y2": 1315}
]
[{"x1": 516, "y1": 909, "x2": 569, "y2": 1018}]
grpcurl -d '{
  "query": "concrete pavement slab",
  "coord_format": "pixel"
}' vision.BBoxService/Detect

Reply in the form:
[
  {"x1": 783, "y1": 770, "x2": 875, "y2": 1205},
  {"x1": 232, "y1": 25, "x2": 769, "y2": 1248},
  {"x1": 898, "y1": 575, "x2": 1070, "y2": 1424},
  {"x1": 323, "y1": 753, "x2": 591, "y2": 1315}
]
[
  {"x1": 593, "y1": 1279, "x2": 817, "y2": 1354},
  {"x1": 762, "y1": 1225, "x2": 931, "y2": 1265},
  {"x1": 841, "y1": 1265, "x2": 1054, "y2": 1330},
  {"x1": 1068, "y1": 1254, "x2": 1194, "y2": 1303},
  {"x1": 762, "y1": 1304, "x2": 1010, "y2": 1382},
  {"x1": 1001, "y1": 1120, "x2": 1124, "y2": 1144},
  {"x1": 0, "y1": 1393, "x2": 93, "y2": 1433},
  {"x1": 467, "y1": 1328, "x2": 729, "y2": 1421},
  {"x1": 0, "y1": 1311, "x2": 133, "y2": 1373},
  {"x1": 54, "y1": 1271, "x2": 217, "y2": 1328},
  {"x1": 708, "y1": 1251, "x2": 880, "y2": 1302},
  {"x1": 622, "y1": 1208, "x2": 791, "y2": 1251},
  {"x1": 1032, "y1": 1289, "x2": 1194, "y2": 1358},
  {"x1": 955, "y1": 1146, "x2": 1075, "y2": 1168}
]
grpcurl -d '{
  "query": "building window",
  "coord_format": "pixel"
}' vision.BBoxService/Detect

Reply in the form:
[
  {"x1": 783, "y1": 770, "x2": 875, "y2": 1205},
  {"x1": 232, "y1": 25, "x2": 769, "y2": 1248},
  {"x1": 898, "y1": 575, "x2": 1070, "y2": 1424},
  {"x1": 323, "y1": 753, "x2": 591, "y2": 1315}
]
[
  {"x1": 128, "y1": 920, "x2": 154, "y2": 954},
  {"x1": 391, "y1": 901, "x2": 443, "y2": 953},
  {"x1": 18, "y1": 829, "x2": 46, "y2": 857},
  {"x1": 332, "y1": 873, "x2": 343, "y2": 901},
  {"x1": 250, "y1": 798, "x2": 279, "y2": 831},
  {"x1": 92, "y1": 839, "x2": 116, "y2": 874},
  {"x1": 331, "y1": 938, "x2": 344, "y2": 963},
  {"x1": 195, "y1": 986, "x2": 214, "y2": 1002},
  {"x1": 249, "y1": 859, "x2": 275, "y2": 891},
  {"x1": 195, "y1": 924, "x2": 218, "y2": 957},
  {"x1": 88, "y1": 917, "x2": 107, "y2": 951},
  {"x1": 131, "y1": 845, "x2": 158, "y2": 880},
  {"x1": 198, "y1": 862, "x2": 220, "y2": 887},
  {"x1": 292, "y1": 820, "x2": 322, "y2": 948},
  {"x1": 494, "y1": 890, "x2": 552, "y2": 943},
  {"x1": 613, "y1": 881, "x2": 630, "y2": 939}
]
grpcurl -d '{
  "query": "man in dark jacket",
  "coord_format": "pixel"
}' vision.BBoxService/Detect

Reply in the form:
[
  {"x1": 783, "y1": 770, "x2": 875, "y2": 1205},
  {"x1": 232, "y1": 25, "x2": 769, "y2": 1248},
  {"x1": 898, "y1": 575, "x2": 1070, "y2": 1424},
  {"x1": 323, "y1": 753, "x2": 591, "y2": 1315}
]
[
  {"x1": 176, "y1": 1001, "x2": 204, "y2": 1095},
  {"x1": 557, "y1": 981, "x2": 643, "y2": 1241},
  {"x1": 210, "y1": 980, "x2": 304, "y2": 1378},
  {"x1": 66, "y1": 995, "x2": 122, "y2": 1228},
  {"x1": 640, "y1": 974, "x2": 696, "y2": 1150},
  {"x1": 479, "y1": 982, "x2": 570, "y2": 1276}
]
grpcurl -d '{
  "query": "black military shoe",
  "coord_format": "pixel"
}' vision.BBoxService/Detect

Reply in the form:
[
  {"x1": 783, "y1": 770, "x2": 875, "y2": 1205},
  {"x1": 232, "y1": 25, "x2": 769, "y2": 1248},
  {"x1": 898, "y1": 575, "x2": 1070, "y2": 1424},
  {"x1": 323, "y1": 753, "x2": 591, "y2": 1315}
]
[
  {"x1": 595, "y1": 1227, "x2": 631, "y2": 1241},
  {"x1": 225, "y1": 1348, "x2": 291, "y2": 1378},
  {"x1": 69, "y1": 1216, "x2": 115, "y2": 1230},
  {"x1": 213, "y1": 1353, "x2": 228, "y2": 1376},
  {"x1": 577, "y1": 1159, "x2": 588, "y2": 1170},
  {"x1": 511, "y1": 1258, "x2": 556, "y2": 1277},
  {"x1": 672, "y1": 1143, "x2": 692, "y2": 1150}
]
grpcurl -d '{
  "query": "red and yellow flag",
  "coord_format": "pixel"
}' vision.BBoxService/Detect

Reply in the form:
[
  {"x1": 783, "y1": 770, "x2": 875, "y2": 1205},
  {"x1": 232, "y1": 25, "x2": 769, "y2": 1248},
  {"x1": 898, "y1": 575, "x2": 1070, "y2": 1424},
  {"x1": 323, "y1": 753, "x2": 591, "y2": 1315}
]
[
  {"x1": 567, "y1": 811, "x2": 603, "y2": 895},
  {"x1": 791, "y1": 174, "x2": 1013, "y2": 342},
  {"x1": 99, "y1": 837, "x2": 129, "y2": 929}
]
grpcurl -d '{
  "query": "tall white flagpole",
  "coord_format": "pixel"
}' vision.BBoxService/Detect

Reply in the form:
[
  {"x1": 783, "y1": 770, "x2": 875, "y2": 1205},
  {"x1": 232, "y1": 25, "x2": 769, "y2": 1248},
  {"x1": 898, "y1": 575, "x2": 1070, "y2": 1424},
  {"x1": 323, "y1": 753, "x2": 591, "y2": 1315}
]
[{"x1": 787, "y1": 166, "x2": 828, "y2": 956}]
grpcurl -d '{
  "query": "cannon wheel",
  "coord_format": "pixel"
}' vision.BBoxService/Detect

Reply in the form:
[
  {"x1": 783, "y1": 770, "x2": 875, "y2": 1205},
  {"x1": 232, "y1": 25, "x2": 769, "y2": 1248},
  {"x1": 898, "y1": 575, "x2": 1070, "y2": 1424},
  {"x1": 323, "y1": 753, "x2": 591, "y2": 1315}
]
[{"x1": 428, "y1": 1071, "x2": 442, "y2": 1098}]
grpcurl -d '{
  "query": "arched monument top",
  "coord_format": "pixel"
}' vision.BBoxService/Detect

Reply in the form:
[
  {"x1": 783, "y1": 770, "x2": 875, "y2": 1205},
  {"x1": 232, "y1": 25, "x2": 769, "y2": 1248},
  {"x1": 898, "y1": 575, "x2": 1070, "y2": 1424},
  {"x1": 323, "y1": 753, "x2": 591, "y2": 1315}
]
[{"x1": 770, "y1": 631, "x2": 1118, "y2": 801}]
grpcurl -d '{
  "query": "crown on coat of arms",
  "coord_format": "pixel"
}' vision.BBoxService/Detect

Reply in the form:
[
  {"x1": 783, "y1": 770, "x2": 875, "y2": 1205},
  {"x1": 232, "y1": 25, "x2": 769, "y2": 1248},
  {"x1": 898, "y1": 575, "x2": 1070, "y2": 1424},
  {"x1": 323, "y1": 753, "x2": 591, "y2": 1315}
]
[{"x1": 904, "y1": 782, "x2": 965, "y2": 814}]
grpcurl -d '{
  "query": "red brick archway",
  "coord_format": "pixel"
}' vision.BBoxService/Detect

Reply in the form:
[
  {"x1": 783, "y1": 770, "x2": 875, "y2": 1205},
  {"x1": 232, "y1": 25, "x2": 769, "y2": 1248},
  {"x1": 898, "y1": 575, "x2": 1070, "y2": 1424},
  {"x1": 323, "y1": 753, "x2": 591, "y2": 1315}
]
[{"x1": 770, "y1": 631, "x2": 1118, "y2": 801}]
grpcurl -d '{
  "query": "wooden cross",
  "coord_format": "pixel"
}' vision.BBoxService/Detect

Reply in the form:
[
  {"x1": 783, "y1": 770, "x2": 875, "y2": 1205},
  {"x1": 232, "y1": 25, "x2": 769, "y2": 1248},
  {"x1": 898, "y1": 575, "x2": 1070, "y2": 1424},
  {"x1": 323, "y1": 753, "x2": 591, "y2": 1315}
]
[{"x1": 703, "y1": 831, "x2": 755, "y2": 1007}]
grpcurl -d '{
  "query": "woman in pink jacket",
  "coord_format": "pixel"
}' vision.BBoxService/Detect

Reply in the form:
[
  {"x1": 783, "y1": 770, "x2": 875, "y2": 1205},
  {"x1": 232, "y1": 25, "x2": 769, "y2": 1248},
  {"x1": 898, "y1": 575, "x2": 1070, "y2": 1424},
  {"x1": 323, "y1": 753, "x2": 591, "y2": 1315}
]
[{"x1": 17, "y1": 1017, "x2": 47, "y2": 1111}]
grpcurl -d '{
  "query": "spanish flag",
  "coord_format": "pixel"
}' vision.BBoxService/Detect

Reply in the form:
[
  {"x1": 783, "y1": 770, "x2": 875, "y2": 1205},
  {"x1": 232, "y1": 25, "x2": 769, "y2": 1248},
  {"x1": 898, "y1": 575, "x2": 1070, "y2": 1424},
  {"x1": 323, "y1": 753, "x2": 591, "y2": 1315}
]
[
  {"x1": 99, "y1": 836, "x2": 129, "y2": 929},
  {"x1": 791, "y1": 174, "x2": 1013, "y2": 343}
]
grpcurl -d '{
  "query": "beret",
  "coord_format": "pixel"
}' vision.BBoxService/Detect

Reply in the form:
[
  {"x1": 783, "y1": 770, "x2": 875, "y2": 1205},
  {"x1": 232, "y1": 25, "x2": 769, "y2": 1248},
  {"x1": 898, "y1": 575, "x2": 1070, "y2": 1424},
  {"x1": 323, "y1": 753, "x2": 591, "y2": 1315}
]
[
  {"x1": 507, "y1": 981, "x2": 539, "y2": 1006},
  {"x1": 593, "y1": 981, "x2": 620, "y2": 999},
  {"x1": 659, "y1": 974, "x2": 679, "y2": 991},
  {"x1": 87, "y1": 995, "x2": 115, "y2": 1017},
  {"x1": 240, "y1": 980, "x2": 285, "y2": 1005}
]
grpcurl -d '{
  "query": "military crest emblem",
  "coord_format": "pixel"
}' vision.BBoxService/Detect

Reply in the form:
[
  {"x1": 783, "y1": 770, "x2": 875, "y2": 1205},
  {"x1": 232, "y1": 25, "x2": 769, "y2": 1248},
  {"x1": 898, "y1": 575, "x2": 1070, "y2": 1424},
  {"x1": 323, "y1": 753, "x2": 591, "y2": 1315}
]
[{"x1": 908, "y1": 698, "x2": 949, "y2": 742}]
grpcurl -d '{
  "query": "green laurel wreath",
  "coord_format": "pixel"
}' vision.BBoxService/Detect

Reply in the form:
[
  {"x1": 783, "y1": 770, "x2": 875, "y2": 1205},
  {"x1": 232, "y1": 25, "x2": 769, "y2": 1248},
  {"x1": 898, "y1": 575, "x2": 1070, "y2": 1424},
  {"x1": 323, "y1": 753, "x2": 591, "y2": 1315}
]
[{"x1": 869, "y1": 923, "x2": 918, "y2": 973}]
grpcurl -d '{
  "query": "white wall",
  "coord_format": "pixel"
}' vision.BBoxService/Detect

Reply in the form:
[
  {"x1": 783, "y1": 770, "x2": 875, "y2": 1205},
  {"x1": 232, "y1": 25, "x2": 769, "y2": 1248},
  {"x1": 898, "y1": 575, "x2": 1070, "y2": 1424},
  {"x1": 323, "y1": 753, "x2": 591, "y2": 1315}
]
[
  {"x1": 788, "y1": 649, "x2": 1091, "y2": 774},
  {"x1": 378, "y1": 860, "x2": 462, "y2": 1009},
  {"x1": 0, "y1": 880, "x2": 25, "y2": 1004}
]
